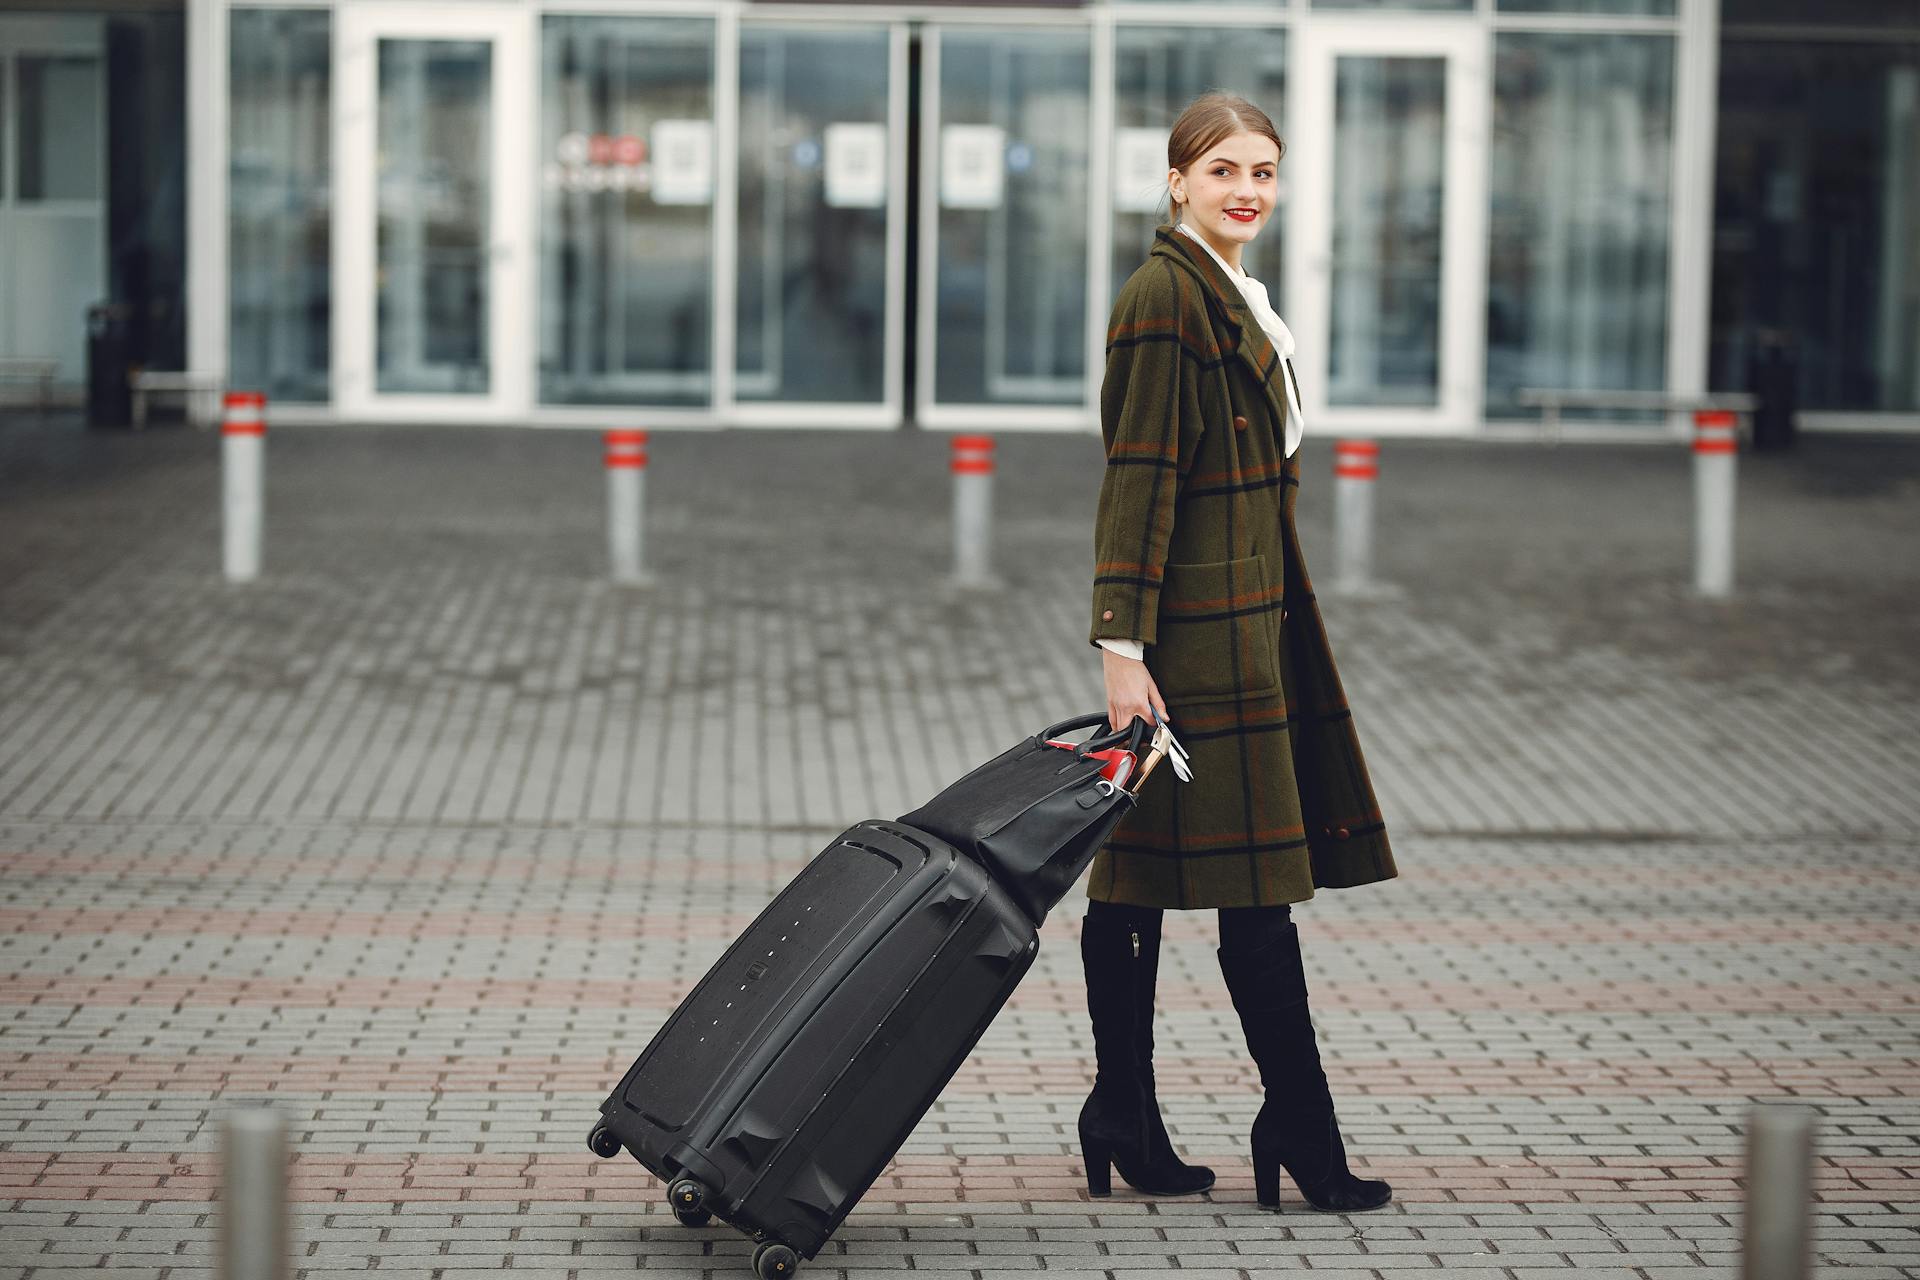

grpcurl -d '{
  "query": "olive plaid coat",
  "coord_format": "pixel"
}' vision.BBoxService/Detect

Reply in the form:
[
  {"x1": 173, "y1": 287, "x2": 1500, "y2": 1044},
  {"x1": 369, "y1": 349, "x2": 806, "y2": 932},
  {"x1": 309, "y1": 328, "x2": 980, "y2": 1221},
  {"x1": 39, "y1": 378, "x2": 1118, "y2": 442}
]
[{"x1": 1085, "y1": 223, "x2": 1397, "y2": 909}]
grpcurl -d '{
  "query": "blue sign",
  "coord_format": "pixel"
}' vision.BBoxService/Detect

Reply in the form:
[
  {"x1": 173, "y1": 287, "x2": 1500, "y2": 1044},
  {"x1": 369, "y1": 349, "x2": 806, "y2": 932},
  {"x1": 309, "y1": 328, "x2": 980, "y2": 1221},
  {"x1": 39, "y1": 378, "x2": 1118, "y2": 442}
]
[
  {"x1": 1005, "y1": 142, "x2": 1033, "y2": 173},
  {"x1": 792, "y1": 139, "x2": 822, "y2": 169}
]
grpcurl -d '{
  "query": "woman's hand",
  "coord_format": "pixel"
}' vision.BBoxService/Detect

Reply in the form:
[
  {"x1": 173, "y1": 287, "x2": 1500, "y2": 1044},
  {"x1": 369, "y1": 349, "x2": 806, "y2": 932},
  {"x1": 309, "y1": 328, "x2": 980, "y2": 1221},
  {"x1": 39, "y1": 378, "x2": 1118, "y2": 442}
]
[{"x1": 1103, "y1": 647, "x2": 1169, "y2": 737}]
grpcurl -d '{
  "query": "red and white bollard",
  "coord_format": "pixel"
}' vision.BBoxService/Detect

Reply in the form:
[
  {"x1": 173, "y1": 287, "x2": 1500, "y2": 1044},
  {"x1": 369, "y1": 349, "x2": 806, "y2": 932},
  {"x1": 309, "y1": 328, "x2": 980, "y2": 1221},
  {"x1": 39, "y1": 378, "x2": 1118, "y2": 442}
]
[
  {"x1": 1332, "y1": 439, "x2": 1379, "y2": 594},
  {"x1": 1692, "y1": 410, "x2": 1738, "y2": 598},
  {"x1": 222, "y1": 391, "x2": 266, "y2": 584},
  {"x1": 951, "y1": 434, "x2": 995, "y2": 588},
  {"x1": 604, "y1": 429, "x2": 650, "y2": 586}
]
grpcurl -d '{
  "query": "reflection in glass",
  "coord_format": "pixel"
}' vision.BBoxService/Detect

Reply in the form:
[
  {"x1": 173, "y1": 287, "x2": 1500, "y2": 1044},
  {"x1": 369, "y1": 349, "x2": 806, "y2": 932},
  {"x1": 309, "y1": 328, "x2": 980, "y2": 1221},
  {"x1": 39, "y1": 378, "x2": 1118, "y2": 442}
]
[
  {"x1": 1111, "y1": 27, "x2": 1286, "y2": 314},
  {"x1": 936, "y1": 30, "x2": 1090, "y2": 406},
  {"x1": 376, "y1": 39, "x2": 491, "y2": 395},
  {"x1": 1498, "y1": 0, "x2": 1673, "y2": 12},
  {"x1": 1486, "y1": 34, "x2": 1672, "y2": 416},
  {"x1": 1313, "y1": 0, "x2": 1472, "y2": 11},
  {"x1": 17, "y1": 55, "x2": 102, "y2": 201},
  {"x1": 737, "y1": 25, "x2": 889, "y2": 405},
  {"x1": 1329, "y1": 56, "x2": 1443, "y2": 408},
  {"x1": 541, "y1": 16, "x2": 715, "y2": 407},
  {"x1": 1712, "y1": 38, "x2": 1920, "y2": 412},
  {"x1": 229, "y1": 7, "x2": 331, "y2": 402}
]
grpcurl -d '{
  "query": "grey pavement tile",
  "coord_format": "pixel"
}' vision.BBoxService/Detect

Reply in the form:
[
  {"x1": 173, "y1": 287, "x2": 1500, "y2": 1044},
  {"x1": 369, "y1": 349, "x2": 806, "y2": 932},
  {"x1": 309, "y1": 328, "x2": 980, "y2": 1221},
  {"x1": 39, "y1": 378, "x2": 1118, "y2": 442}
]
[{"x1": 2, "y1": 425, "x2": 1917, "y2": 1277}]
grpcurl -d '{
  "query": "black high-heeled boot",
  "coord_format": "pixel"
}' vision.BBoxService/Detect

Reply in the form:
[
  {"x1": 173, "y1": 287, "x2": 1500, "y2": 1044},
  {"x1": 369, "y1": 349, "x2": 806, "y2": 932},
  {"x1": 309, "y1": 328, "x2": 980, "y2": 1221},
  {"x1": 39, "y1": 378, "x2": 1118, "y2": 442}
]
[
  {"x1": 1216, "y1": 915, "x2": 1391, "y2": 1213},
  {"x1": 1078, "y1": 902, "x2": 1215, "y2": 1197}
]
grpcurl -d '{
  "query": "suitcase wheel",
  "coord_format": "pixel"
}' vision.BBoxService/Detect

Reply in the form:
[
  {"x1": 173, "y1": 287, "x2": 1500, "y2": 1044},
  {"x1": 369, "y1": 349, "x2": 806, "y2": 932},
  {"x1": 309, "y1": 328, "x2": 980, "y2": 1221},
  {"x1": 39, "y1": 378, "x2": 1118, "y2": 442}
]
[
  {"x1": 752, "y1": 1240, "x2": 799, "y2": 1279},
  {"x1": 667, "y1": 1176, "x2": 710, "y2": 1225},
  {"x1": 587, "y1": 1125, "x2": 622, "y2": 1160}
]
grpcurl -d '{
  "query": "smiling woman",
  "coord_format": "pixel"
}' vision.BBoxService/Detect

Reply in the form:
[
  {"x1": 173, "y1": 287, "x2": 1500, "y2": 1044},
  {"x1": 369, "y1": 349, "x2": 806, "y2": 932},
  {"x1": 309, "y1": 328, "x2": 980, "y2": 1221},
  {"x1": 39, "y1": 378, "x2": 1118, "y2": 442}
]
[{"x1": 1077, "y1": 88, "x2": 1397, "y2": 1223}]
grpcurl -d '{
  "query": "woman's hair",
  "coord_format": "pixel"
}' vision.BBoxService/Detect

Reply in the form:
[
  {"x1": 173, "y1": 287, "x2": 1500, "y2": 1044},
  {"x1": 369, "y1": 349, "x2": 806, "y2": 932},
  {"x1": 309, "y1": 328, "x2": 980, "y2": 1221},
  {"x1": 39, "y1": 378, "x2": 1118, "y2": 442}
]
[{"x1": 1165, "y1": 92, "x2": 1284, "y2": 226}]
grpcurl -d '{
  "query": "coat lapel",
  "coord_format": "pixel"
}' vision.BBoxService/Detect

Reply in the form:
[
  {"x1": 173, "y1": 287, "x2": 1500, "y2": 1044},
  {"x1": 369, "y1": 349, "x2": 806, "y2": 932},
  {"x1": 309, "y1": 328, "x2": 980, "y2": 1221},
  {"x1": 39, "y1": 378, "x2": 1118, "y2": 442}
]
[{"x1": 1149, "y1": 225, "x2": 1291, "y2": 437}]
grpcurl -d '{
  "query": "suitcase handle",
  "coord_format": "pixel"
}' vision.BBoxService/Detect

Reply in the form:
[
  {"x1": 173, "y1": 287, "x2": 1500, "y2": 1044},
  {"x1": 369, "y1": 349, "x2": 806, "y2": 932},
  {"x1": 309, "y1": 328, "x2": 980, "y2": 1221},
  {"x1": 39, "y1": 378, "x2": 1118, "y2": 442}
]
[{"x1": 1040, "y1": 711, "x2": 1148, "y2": 760}]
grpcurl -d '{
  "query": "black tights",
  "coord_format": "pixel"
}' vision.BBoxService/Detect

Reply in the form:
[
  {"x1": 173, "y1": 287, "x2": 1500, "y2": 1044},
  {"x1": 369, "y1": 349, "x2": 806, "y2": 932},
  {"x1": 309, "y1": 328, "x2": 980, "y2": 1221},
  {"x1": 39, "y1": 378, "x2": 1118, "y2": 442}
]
[{"x1": 1086, "y1": 897, "x2": 1292, "y2": 955}]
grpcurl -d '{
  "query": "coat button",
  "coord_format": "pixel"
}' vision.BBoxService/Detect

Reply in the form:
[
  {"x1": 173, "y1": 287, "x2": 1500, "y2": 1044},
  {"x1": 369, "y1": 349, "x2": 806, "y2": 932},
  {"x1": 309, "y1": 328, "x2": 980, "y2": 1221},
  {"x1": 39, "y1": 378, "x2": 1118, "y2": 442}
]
[
  {"x1": 1232, "y1": 415, "x2": 1249, "y2": 431},
  {"x1": 1102, "y1": 609, "x2": 1114, "y2": 621},
  {"x1": 1335, "y1": 826, "x2": 1351, "y2": 840}
]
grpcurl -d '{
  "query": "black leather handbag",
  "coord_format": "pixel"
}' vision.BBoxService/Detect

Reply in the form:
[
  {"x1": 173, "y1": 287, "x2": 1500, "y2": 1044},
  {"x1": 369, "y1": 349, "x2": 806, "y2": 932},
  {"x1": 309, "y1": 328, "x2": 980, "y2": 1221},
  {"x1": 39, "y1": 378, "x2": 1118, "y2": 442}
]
[{"x1": 898, "y1": 712, "x2": 1156, "y2": 925}]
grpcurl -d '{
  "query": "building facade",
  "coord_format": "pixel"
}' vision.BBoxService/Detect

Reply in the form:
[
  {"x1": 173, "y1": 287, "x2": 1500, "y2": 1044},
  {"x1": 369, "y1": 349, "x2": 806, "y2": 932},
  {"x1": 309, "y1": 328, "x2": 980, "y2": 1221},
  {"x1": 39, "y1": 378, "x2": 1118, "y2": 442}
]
[{"x1": 3, "y1": 0, "x2": 1916, "y2": 433}]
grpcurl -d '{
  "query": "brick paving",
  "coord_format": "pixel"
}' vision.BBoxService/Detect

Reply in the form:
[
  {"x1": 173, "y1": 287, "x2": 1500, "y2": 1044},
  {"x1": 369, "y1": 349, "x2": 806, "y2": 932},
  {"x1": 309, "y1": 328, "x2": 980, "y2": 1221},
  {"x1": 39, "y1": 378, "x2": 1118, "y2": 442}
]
[{"x1": 0, "y1": 415, "x2": 1916, "y2": 1278}]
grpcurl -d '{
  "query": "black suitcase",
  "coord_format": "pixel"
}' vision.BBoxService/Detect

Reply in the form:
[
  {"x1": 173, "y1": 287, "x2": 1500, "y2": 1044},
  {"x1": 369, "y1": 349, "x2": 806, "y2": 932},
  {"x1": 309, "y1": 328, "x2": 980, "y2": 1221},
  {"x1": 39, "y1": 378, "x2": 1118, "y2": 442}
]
[
  {"x1": 590, "y1": 820, "x2": 1039, "y2": 1277},
  {"x1": 589, "y1": 714, "x2": 1161, "y2": 1279}
]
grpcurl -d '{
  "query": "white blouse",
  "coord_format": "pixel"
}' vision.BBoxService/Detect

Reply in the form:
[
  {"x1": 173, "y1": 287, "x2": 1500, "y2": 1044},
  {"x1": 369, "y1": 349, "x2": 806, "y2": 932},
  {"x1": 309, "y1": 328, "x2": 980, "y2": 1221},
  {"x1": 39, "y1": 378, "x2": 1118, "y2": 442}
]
[{"x1": 1098, "y1": 222, "x2": 1306, "y2": 664}]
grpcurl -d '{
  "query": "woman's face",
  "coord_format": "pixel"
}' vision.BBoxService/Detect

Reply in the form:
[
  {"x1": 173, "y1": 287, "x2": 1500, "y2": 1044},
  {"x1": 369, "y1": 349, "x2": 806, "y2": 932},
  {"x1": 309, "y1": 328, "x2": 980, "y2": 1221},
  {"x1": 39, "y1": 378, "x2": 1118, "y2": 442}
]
[{"x1": 1168, "y1": 130, "x2": 1281, "y2": 253}]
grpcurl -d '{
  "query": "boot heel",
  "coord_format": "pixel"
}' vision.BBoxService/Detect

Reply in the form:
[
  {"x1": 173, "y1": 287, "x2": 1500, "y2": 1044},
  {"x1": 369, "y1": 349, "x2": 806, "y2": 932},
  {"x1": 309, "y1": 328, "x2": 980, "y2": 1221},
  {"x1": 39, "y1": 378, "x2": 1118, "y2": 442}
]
[
  {"x1": 1252, "y1": 1157, "x2": 1280, "y2": 1209},
  {"x1": 1083, "y1": 1138, "x2": 1113, "y2": 1197}
]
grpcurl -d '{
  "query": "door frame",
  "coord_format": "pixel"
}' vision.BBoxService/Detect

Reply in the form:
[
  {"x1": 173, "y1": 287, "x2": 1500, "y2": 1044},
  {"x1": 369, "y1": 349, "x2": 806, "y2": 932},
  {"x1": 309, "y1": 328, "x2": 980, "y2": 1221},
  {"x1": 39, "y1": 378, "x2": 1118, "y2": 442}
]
[
  {"x1": 1286, "y1": 17, "x2": 1489, "y2": 435},
  {"x1": 332, "y1": 2, "x2": 534, "y2": 423}
]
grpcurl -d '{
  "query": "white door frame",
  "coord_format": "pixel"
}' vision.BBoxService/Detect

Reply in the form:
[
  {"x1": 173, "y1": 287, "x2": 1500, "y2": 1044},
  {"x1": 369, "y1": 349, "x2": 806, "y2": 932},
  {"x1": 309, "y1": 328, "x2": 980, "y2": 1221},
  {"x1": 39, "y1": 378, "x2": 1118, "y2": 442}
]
[
  {"x1": 333, "y1": 2, "x2": 533, "y2": 423},
  {"x1": 1287, "y1": 18, "x2": 1488, "y2": 435}
]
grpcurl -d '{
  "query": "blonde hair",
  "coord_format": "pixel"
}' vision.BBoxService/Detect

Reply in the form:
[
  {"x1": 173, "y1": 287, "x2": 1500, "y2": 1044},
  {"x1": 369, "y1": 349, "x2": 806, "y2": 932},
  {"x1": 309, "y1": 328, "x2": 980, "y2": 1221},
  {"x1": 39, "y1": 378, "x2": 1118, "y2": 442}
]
[{"x1": 1166, "y1": 92, "x2": 1284, "y2": 226}]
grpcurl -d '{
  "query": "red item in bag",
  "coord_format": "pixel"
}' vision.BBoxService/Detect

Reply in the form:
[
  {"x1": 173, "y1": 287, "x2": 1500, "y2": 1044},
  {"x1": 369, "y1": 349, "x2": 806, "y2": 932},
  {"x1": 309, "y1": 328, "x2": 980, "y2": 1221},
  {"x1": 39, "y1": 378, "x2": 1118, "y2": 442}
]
[{"x1": 1045, "y1": 740, "x2": 1136, "y2": 788}]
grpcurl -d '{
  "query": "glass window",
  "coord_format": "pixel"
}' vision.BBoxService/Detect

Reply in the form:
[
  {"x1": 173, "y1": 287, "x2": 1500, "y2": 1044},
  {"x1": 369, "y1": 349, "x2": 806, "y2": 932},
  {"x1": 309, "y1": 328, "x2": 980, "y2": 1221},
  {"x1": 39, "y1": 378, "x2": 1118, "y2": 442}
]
[
  {"x1": 934, "y1": 29, "x2": 1091, "y2": 407},
  {"x1": 18, "y1": 55, "x2": 102, "y2": 201},
  {"x1": 1329, "y1": 55, "x2": 1446, "y2": 408},
  {"x1": 376, "y1": 38, "x2": 491, "y2": 396},
  {"x1": 229, "y1": 8, "x2": 331, "y2": 403},
  {"x1": 1498, "y1": 0, "x2": 1674, "y2": 12},
  {"x1": 1110, "y1": 27, "x2": 1287, "y2": 316},
  {"x1": 1712, "y1": 39, "x2": 1920, "y2": 412},
  {"x1": 541, "y1": 15, "x2": 715, "y2": 407},
  {"x1": 1313, "y1": 0, "x2": 1473, "y2": 12},
  {"x1": 1485, "y1": 33, "x2": 1674, "y2": 417},
  {"x1": 737, "y1": 25, "x2": 890, "y2": 405}
]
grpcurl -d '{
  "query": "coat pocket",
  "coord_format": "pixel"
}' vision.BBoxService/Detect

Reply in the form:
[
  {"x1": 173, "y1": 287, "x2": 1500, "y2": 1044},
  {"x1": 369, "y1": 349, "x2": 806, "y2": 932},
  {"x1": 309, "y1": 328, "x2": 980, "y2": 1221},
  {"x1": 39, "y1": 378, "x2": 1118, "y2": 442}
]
[{"x1": 1149, "y1": 555, "x2": 1282, "y2": 706}]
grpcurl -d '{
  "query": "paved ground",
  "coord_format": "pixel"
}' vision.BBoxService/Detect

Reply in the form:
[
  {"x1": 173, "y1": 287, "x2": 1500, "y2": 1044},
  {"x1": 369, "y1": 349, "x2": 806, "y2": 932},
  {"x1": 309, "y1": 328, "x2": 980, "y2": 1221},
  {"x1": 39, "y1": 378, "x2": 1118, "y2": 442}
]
[{"x1": 0, "y1": 413, "x2": 1915, "y2": 1279}]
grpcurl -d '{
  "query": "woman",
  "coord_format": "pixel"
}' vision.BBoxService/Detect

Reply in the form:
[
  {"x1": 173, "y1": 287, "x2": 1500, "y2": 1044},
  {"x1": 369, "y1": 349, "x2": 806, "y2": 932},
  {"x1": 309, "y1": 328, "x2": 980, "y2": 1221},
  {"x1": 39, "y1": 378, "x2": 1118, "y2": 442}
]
[{"x1": 1080, "y1": 92, "x2": 1397, "y2": 1214}]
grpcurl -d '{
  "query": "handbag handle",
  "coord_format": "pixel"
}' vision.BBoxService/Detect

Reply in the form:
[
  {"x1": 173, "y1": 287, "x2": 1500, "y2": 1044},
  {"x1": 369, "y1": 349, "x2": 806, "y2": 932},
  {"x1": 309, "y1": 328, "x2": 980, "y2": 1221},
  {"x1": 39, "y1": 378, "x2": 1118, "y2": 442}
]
[{"x1": 1041, "y1": 711, "x2": 1148, "y2": 759}]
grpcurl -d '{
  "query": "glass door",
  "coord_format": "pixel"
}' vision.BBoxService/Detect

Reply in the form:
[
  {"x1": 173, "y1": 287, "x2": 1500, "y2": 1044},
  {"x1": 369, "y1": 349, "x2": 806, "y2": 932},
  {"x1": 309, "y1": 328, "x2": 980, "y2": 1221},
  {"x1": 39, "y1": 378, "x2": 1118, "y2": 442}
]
[
  {"x1": 732, "y1": 21, "x2": 905, "y2": 427},
  {"x1": 334, "y1": 4, "x2": 531, "y2": 421},
  {"x1": 919, "y1": 22, "x2": 1093, "y2": 429},
  {"x1": 1288, "y1": 21, "x2": 1487, "y2": 432}
]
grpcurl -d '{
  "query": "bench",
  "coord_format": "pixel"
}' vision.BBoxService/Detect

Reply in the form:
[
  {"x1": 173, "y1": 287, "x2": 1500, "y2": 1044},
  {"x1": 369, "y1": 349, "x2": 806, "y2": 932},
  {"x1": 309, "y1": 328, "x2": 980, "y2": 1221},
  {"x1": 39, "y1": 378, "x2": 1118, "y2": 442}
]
[
  {"x1": 130, "y1": 370, "x2": 226, "y2": 429},
  {"x1": 1515, "y1": 388, "x2": 1759, "y2": 442},
  {"x1": 0, "y1": 358, "x2": 58, "y2": 409}
]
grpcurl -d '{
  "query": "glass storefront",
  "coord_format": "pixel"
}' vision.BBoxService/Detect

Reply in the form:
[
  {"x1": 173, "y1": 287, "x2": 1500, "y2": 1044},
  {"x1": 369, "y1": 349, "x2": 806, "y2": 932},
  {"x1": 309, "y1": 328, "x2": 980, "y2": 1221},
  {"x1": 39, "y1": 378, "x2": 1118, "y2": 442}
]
[
  {"x1": 377, "y1": 38, "x2": 492, "y2": 396},
  {"x1": 930, "y1": 26, "x2": 1091, "y2": 409},
  {"x1": 1712, "y1": 23, "x2": 1920, "y2": 414},
  {"x1": 1327, "y1": 53, "x2": 1446, "y2": 408},
  {"x1": 188, "y1": 0, "x2": 1920, "y2": 431},
  {"x1": 737, "y1": 25, "x2": 893, "y2": 407},
  {"x1": 540, "y1": 15, "x2": 716, "y2": 408},
  {"x1": 228, "y1": 8, "x2": 330, "y2": 403},
  {"x1": 1485, "y1": 31, "x2": 1675, "y2": 415}
]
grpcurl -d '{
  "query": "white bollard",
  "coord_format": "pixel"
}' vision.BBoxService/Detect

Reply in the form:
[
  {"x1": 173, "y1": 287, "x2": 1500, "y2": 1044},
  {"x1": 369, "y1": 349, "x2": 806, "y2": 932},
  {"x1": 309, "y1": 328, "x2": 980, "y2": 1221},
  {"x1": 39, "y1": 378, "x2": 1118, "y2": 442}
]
[
  {"x1": 220, "y1": 1105, "x2": 290, "y2": 1280},
  {"x1": 1332, "y1": 439, "x2": 1378, "y2": 594},
  {"x1": 1741, "y1": 1104, "x2": 1816, "y2": 1280},
  {"x1": 605, "y1": 429, "x2": 651, "y2": 586},
  {"x1": 1693, "y1": 409, "x2": 1738, "y2": 598},
  {"x1": 951, "y1": 434, "x2": 995, "y2": 588},
  {"x1": 222, "y1": 391, "x2": 266, "y2": 584}
]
